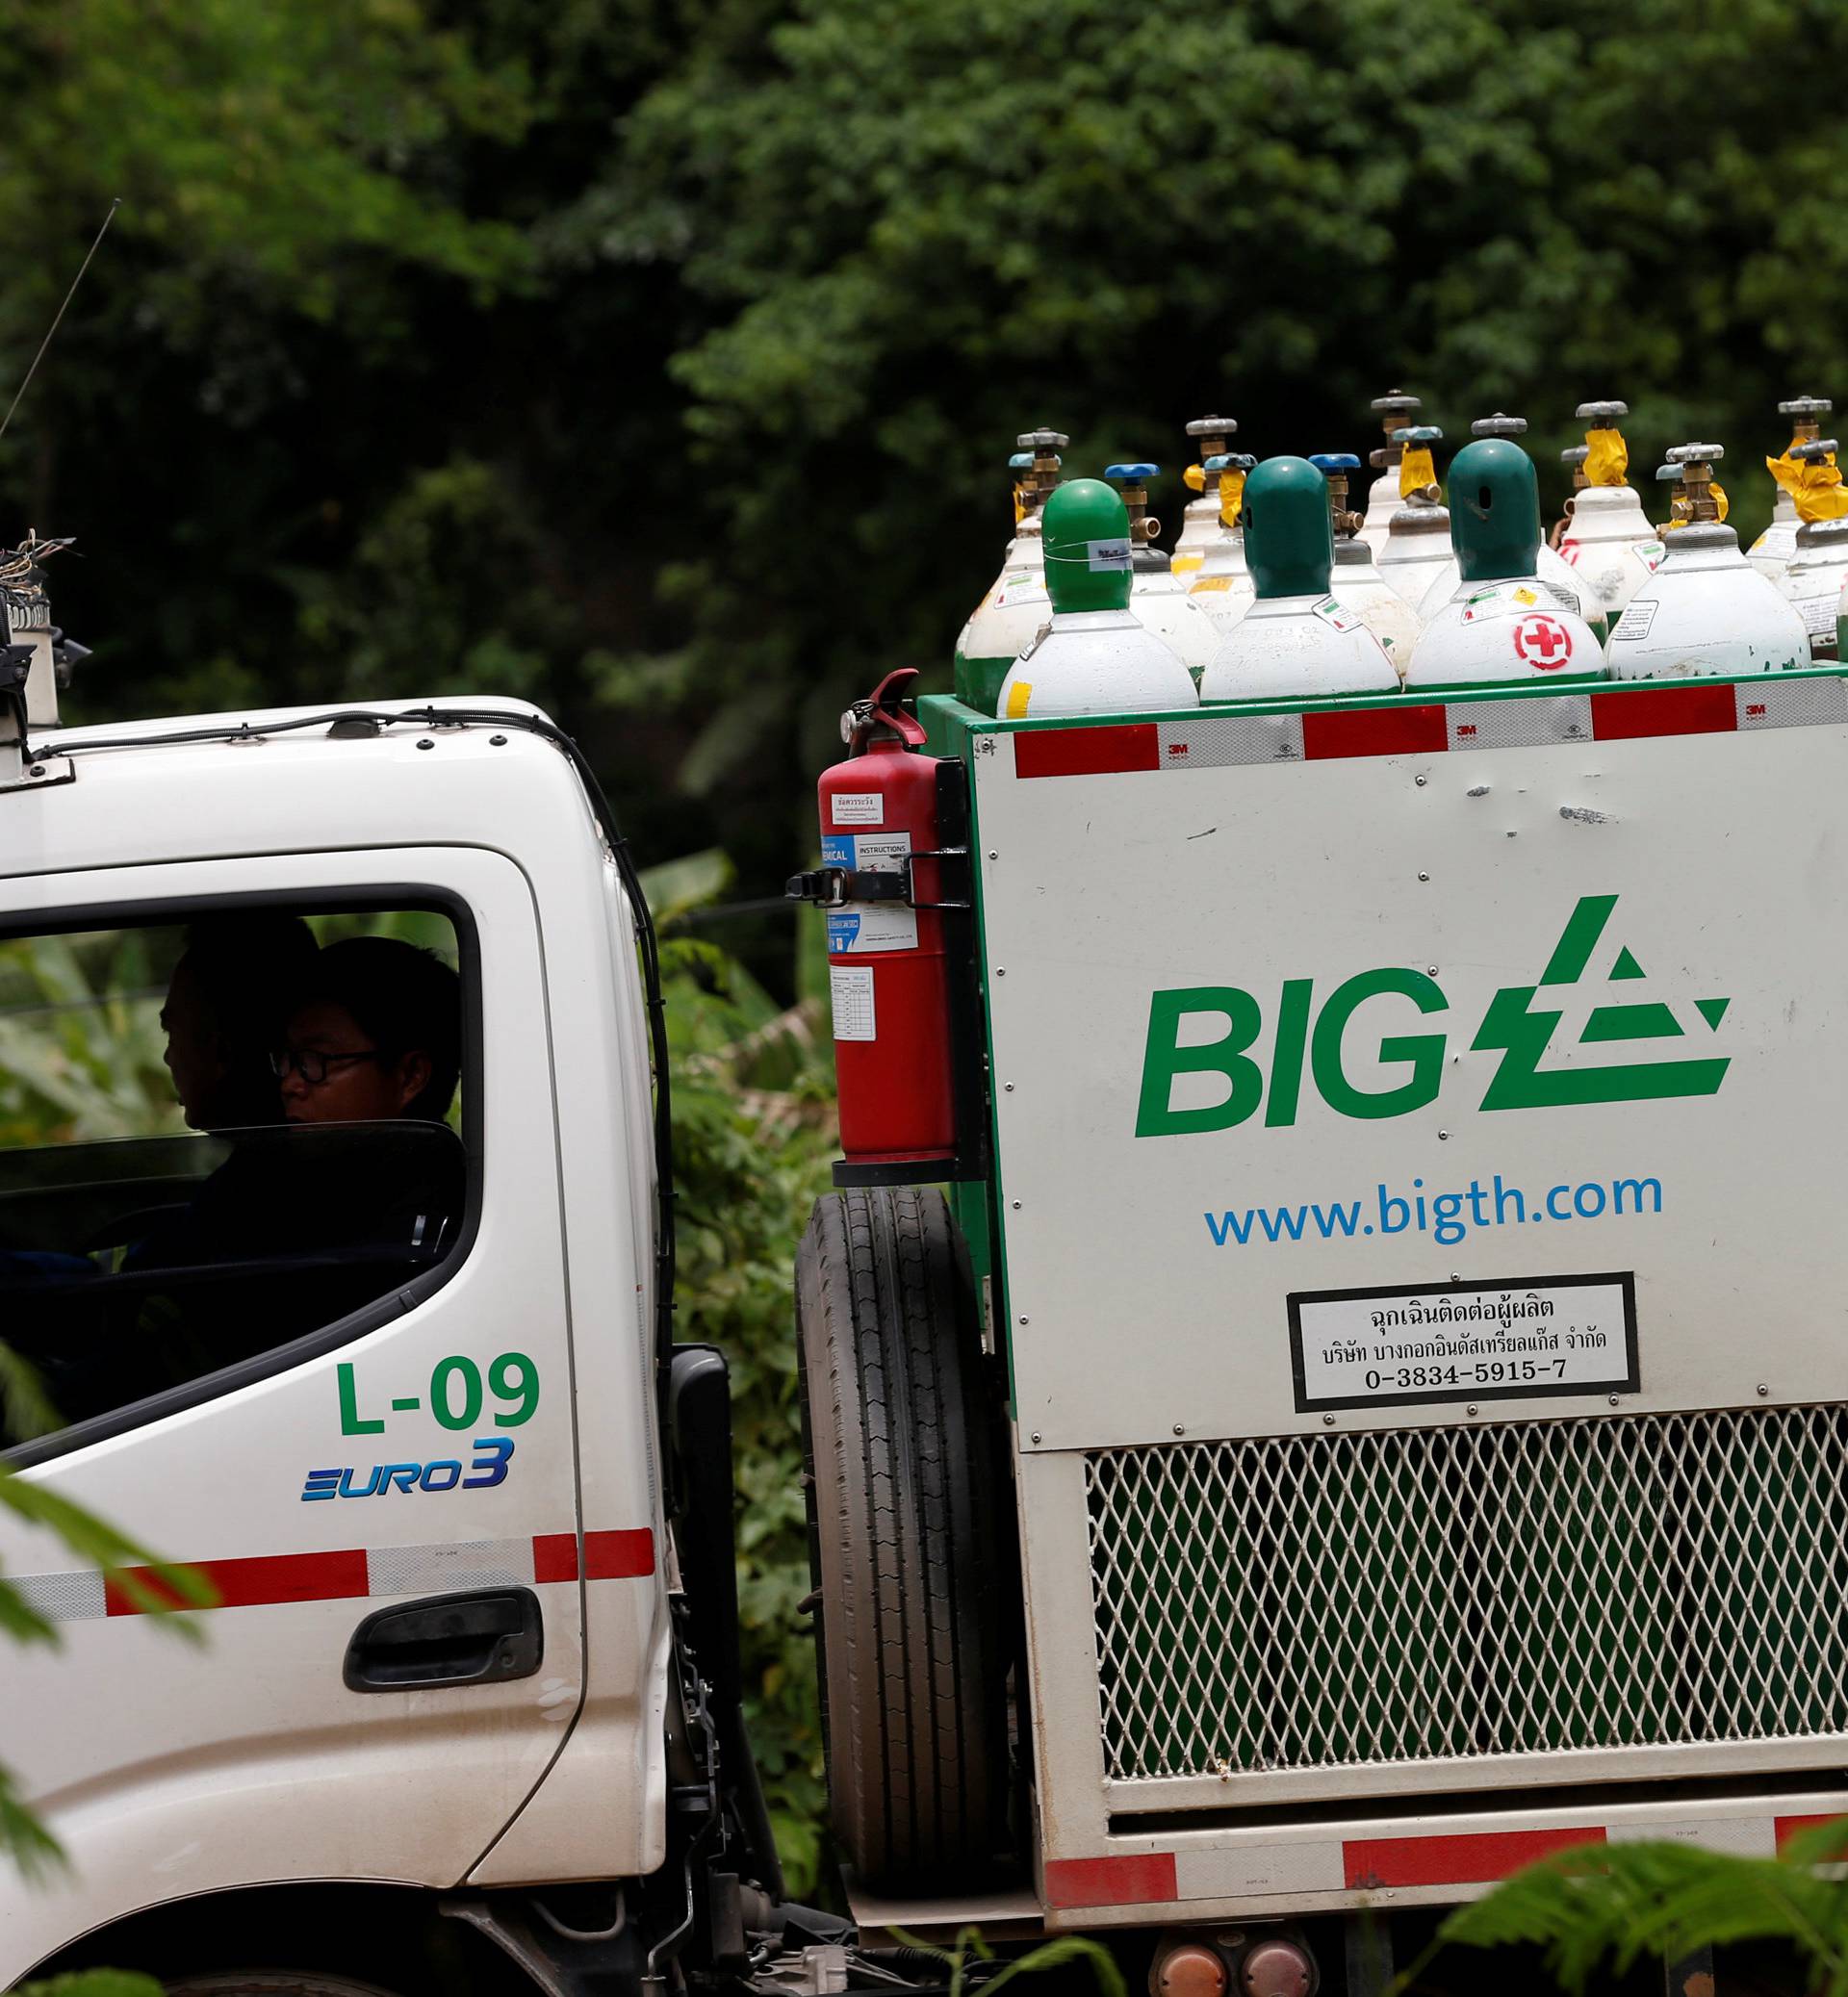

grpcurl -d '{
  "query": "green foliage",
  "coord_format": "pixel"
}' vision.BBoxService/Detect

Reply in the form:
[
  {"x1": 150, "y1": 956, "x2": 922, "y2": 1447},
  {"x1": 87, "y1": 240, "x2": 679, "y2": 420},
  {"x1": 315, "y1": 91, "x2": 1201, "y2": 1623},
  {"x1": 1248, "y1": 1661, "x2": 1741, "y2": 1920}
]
[
  {"x1": 894, "y1": 1926, "x2": 1129, "y2": 1997},
  {"x1": 657, "y1": 886, "x2": 837, "y2": 1896},
  {"x1": 17, "y1": 1974, "x2": 165, "y2": 1997},
  {"x1": 1432, "y1": 1821, "x2": 1848, "y2": 1995}
]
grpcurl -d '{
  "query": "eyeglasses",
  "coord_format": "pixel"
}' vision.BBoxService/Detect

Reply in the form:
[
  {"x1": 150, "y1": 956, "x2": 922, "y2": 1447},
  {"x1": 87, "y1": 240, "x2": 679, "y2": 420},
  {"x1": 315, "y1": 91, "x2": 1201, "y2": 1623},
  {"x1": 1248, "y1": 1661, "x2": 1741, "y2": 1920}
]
[{"x1": 270, "y1": 1046, "x2": 393, "y2": 1086}]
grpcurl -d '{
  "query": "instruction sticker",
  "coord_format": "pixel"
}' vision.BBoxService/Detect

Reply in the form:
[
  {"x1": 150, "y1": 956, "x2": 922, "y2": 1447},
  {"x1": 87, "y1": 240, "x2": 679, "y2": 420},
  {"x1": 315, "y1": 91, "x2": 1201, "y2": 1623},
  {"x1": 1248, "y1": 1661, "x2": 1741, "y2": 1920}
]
[
  {"x1": 830, "y1": 965, "x2": 876, "y2": 1041},
  {"x1": 830, "y1": 791, "x2": 884, "y2": 827},
  {"x1": 821, "y1": 829, "x2": 918, "y2": 953},
  {"x1": 1288, "y1": 1272, "x2": 1639, "y2": 1413},
  {"x1": 1797, "y1": 591, "x2": 1838, "y2": 640},
  {"x1": 1610, "y1": 599, "x2": 1656, "y2": 642}
]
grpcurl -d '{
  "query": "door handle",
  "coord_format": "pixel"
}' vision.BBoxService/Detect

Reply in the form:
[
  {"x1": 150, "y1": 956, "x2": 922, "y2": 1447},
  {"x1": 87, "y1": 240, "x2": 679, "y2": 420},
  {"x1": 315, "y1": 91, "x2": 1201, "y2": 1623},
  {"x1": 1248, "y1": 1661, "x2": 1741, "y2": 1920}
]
[{"x1": 344, "y1": 1586, "x2": 543, "y2": 1693}]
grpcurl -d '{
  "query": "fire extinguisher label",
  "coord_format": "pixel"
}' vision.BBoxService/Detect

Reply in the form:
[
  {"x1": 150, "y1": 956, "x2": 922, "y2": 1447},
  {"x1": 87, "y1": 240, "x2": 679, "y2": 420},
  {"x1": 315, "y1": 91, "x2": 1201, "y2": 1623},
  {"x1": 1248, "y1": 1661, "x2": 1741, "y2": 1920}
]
[
  {"x1": 830, "y1": 791, "x2": 885, "y2": 826},
  {"x1": 827, "y1": 906, "x2": 919, "y2": 953},
  {"x1": 830, "y1": 964, "x2": 877, "y2": 1041},
  {"x1": 821, "y1": 832, "x2": 920, "y2": 953}
]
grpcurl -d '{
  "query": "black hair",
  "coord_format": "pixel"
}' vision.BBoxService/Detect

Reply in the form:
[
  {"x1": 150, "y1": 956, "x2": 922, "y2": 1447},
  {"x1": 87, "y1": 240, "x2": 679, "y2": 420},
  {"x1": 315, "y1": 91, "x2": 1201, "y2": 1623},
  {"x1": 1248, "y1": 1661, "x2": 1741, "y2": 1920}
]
[
  {"x1": 301, "y1": 937, "x2": 462, "y2": 1122},
  {"x1": 178, "y1": 914, "x2": 321, "y2": 1125}
]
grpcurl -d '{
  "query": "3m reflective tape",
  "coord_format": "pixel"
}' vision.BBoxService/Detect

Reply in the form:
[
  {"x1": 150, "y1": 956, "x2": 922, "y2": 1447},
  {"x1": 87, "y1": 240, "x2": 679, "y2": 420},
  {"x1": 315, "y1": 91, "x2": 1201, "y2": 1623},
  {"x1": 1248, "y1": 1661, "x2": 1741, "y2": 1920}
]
[
  {"x1": 1156, "y1": 712, "x2": 1305, "y2": 769},
  {"x1": 1173, "y1": 1842, "x2": 1345, "y2": 1900},
  {"x1": 364, "y1": 1536, "x2": 534, "y2": 1597},
  {"x1": 1343, "y1": 1826, "x2": 1604, "y2": 1889},
  {"x1": 16, "y1": 1526, "x2": 654, "y2": 1623},
  {"x1": 1606, "y1": 1818, "x2": 1775, "y2": 1857},
  {"x1": 1007, "y1": 675, "x2": 1848, "y2": 779},
  {"x1": 11, "y1": 1568, "x2": 107, "y2": 1623},
  {"x1": 1447, "y1": 694, "x2": 1593, "y2": 751},
  {"x1": 1042, "y1": 1853, "x2": 1177, "y2": 1908},
  {"x1": 1735, "y1": 677, "x2": 1848, "y2": 730}
]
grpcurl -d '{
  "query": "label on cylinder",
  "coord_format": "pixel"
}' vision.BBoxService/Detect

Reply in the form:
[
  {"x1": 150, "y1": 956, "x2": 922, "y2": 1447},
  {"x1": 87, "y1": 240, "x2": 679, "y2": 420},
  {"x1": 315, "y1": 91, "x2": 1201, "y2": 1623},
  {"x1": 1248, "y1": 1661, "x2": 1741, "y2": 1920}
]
[
  {"x1": 1086, "y1": 538, "x2": 1133, "y2": 572},
  {"x1": 1610, "y1": 599, "x2": 1657, "y2": 642},
  {"x1": 830, "y1": 965, "x2": 876, "y2": 1041},
  {"x1": 830, "y1": 791, "x2": 884, "y2": 827}
]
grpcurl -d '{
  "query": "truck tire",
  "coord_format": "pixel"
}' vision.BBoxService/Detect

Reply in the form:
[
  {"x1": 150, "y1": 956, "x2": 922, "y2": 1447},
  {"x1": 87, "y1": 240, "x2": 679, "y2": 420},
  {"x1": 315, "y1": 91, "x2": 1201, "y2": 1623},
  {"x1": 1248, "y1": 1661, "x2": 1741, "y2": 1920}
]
[{"x1": 796, "y1": 1186, "x2": 1011, "y2": 1891}]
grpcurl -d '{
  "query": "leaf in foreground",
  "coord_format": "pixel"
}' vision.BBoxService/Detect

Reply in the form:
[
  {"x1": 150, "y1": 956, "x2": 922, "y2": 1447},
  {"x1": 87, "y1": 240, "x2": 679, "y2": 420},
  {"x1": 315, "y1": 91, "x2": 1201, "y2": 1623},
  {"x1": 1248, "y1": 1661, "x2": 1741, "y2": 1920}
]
[{"x1": 1434, "y1": 1826, "x2": 1848, "y2": 1997}]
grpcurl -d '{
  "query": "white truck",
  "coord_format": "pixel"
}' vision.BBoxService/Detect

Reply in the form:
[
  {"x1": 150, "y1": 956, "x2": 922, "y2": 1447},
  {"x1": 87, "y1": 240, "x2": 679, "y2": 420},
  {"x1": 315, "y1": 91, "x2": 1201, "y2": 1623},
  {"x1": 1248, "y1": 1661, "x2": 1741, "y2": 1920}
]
[{"x1": 7, "y1": 542, "x2": 1848, "y2": 1993}]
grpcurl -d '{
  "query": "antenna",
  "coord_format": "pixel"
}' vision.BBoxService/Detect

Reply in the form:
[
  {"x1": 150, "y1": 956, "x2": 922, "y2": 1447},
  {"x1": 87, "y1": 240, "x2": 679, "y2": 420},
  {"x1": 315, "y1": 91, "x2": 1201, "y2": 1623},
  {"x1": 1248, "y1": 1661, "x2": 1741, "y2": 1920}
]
[{"x1": 0, "y1": 198, "x2": 121, "y2": 450}]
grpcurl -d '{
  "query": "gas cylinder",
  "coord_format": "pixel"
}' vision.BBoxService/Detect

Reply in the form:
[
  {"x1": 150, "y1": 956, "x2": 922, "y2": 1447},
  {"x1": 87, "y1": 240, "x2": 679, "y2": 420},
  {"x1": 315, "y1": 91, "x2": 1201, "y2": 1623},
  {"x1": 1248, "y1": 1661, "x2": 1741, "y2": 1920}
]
[
  {"x1": 1419, "y1": 414, "x2": 1603, "y2": 635},
  {"x1": 1168, "y1": 414, "x2": 1239, "y2": 583},
  {"x1": 1553, "y1": 446, "x2": 1588, "y2": 548},
  {"x1": 1750, "y1": 395, "x2": 1832, "y2": 577},
  {"x1": 1405, "y1": 437, "x2": 1603, "y2": 692},
  {"x1": 1376, "y1": 425, "x2": 1450, "y2": 608},
  {"x1": 1187, "y1": 452, "x2": 1258, "y2": 632},
  {"x1": 1104, "y1": 461, "x2": 1219, "y2": 677},
  {"x1": 1555, "y1": 400, "x2": 1665, "y2": 624},
  {"x1": 1359, "y1": 390, "x2": 1423, "y2": 553},
  {"x1": 1310, "y1": 450, "x2": 1422, "y2": 677},
  {"x1": 1198, "y1": 456, "x2": 1398, "y2": 702},
  {"x1": 953, "y1": 428, "x2": 1065, "y2": 714},
  {"x1": 808, "y1": 667, "x2": 957, "y2": 1171},
  {"x1": 1607, "y1": 445, "x2": 1809, "y2": 678},
  {"x1": 995, "y1": 478, "x2": 1199, "y2": 719},
  {"x1": 1774, "y1": 437, "x2": 1848, "y2": 660}
]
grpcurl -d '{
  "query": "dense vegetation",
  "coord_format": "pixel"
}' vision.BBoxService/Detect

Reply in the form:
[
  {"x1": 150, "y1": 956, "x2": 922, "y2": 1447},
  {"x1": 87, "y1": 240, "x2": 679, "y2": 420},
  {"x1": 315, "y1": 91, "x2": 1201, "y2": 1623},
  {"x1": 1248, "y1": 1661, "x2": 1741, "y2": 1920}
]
[{"x1": 5, "y1": 0, "x2": 1848, "y2": 1929}]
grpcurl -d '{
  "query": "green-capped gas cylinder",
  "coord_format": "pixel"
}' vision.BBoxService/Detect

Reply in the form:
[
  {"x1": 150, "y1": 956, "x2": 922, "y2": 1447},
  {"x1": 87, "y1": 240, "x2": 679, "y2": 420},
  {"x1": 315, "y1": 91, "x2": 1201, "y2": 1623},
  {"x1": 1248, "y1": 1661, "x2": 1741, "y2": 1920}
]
[
  {"x1": 1419, "y1": 413, "x2": 1603, "y2": 637},
  {"x1": 1310, "y1": 450, "x2": 1421, "y2": 677},
  {"x1": 1187, "y1": 452, "x2": 1258, "y2": 634},
  {"x1": 1198, "y1": 457, "x2": 1397, "y2": 701},
  {"x1": 1405, "y1": 437, "x2": 1603, "y2": 691},
  {"x1": 1359, "y1": 390, "x2": 1423, "y2": 553},
  {"x1": 1607, "y1": 446, "x2": 1809, "y2": 678},
  {"x1": 1750, "y1": 395, "x2": 1833, "y2": 578},
  {"x1": 996, "y1": 478, "x2": 1199, "y2": 719},
  {"x1": 1555, "y1": 400, "x2": 1664, "y2": 624},
  {"x1": 1104, "y1": 461, "x2": 1218, "y2": 678},
  {"x1": 1168, "y1": 415, "x2": 1239, "y2": 584},
  {"x1": 954, "y1": 428, "x2": 1065, "y2": 713}
]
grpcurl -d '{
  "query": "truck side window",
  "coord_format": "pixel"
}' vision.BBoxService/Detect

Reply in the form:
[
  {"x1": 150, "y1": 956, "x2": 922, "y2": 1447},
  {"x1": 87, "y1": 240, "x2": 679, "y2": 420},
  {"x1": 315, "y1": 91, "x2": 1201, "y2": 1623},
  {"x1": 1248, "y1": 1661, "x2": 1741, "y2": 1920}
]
[{"x1": 0, "y1": 911, "x2": 470, "y2": 1444}]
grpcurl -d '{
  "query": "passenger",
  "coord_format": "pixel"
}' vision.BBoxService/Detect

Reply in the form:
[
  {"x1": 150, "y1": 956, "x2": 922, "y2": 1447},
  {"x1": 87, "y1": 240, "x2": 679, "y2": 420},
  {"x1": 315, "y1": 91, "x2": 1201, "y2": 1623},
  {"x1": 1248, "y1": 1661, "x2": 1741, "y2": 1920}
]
[
  {"x1": 273, "y1": 937, "x2": 461, "y2": 1125},
  {"x1": 160, "y1": 914, "x2": 320, "y2": 1131},
  {"x1": 122, "y1": 939, "x2": 464, "y2": 1406}
]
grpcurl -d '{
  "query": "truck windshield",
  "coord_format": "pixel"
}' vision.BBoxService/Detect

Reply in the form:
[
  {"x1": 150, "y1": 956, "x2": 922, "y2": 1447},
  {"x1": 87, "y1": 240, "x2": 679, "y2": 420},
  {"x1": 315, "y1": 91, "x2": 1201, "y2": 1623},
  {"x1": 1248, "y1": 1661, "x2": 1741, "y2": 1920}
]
[{"x1": 0, "y1": 913, "x2": 468, "y2": 1442}]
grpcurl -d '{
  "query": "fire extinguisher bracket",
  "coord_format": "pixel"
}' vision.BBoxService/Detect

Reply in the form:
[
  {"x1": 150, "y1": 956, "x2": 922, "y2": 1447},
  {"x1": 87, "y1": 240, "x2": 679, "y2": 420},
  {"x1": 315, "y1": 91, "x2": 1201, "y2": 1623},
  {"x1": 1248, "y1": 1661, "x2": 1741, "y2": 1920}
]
[{"x1": 784, "y1": 849, "x2": 970, "y2": 912}]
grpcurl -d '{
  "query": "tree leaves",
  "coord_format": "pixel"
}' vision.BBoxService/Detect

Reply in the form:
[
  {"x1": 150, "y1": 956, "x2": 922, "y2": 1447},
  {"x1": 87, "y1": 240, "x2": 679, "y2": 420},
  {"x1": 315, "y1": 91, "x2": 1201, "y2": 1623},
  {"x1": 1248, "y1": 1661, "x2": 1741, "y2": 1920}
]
[{"x1": 1434, "y1": 1825, "x2": 1848, "y2": 1996}]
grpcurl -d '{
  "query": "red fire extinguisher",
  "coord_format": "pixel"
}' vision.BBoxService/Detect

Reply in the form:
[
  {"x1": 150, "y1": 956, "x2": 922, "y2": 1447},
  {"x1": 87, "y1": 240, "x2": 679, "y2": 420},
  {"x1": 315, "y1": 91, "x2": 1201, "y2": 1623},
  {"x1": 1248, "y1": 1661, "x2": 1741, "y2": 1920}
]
[{"x1": 788, "y1": 667, "x2": 959, "y2": 1175}]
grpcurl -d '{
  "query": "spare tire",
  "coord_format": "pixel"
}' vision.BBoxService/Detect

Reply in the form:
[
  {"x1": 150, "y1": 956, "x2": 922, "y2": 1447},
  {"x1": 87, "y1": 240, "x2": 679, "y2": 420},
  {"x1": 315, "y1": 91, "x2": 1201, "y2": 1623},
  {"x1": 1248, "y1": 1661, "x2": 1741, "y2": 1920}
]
[{"x1": 796, "y1": 1185, "x2": 1012, "y2": 1891}]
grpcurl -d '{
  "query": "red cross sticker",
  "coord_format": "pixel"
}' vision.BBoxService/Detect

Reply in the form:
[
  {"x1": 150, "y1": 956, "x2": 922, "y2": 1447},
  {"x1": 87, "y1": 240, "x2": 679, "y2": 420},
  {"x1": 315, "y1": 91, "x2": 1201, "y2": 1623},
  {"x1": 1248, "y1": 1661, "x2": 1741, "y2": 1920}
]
[{"x1": 1513, "y1": 613, "x2": 1574, "y2": 670}]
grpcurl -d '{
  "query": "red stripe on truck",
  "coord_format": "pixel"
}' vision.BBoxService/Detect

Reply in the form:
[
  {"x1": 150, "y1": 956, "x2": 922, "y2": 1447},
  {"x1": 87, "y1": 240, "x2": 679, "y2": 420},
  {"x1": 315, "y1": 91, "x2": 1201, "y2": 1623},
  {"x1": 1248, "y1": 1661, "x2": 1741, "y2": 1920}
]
[
  {"x1": 1343, "y1": 1826, "x2": 1604, "y2": 1889},
  {"x1": 106, "y1": 1548, "x2": 370, "y2": 1616},
  {"x1": 1301, "y1": 704, "x2": 1449, "y2": 761},
  {"x1": 1776, "y1": 1814, "x2": 1848, "y2": 1855},
  {"x1": 1043, "y1": 1853, "x2": 1178, "y2": 1908},
  {"x1": 583, "y1": 1528, "x2": 656, "y2": 1579},
  {"x1": 1591, "y1": 683, "x2": 1736, "y2": 741},
  {"x1": 1014, "y1": 725, "x2": 1161, "y2": 779}
]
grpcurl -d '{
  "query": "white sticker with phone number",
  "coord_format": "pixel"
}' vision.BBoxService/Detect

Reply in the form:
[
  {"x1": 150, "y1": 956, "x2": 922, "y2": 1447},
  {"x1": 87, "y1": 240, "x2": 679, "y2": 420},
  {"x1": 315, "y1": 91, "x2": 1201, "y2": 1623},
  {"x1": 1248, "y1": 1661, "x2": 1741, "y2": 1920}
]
[{"x1": 1290, "y1": 1275, "x2": 1637, "y2": 1411}]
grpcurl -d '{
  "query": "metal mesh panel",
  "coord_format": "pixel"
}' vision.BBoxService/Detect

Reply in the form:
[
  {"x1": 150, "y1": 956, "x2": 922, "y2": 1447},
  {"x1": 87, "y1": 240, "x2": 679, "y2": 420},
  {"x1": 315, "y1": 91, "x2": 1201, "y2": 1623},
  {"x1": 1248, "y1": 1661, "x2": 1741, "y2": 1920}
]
[{"x1": 1085, "y1": 1405, "x2": 1848, "y2": 1783}]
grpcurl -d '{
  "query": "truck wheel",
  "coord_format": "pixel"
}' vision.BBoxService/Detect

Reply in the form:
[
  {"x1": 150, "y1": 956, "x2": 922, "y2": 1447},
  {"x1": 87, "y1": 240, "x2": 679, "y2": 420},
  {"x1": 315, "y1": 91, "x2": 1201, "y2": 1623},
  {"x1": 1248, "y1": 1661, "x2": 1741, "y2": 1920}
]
[
  {"x1": 164, "y1": 1978, "x2": 406, "y2": 1996},
  {"x1": 796, "y1": 1185, "x2": 1011, "y2": 1891}
]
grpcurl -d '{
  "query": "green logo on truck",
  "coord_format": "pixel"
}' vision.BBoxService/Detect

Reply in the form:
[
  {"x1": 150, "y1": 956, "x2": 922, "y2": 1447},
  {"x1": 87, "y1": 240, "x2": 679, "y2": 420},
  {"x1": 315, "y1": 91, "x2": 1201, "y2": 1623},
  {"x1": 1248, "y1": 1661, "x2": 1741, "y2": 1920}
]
[{"x1": 1136, "y1": 894, "x2": 1732, "y2": 1137}]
